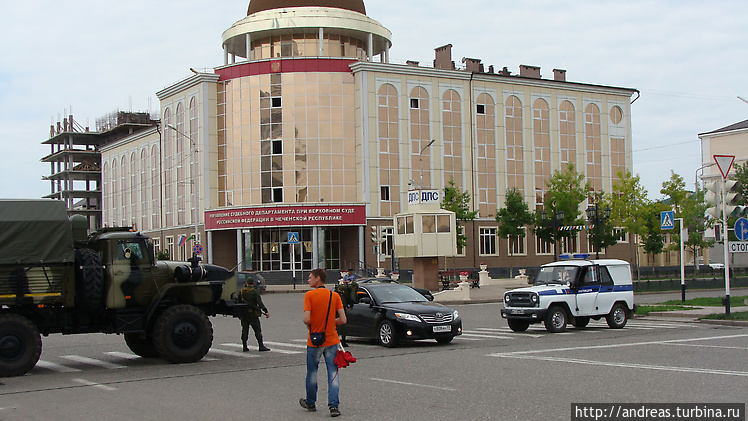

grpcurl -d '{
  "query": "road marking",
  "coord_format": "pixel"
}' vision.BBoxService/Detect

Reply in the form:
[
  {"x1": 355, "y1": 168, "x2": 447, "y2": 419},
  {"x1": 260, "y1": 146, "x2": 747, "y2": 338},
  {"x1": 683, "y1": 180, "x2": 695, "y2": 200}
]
[
  {"x1": 453, "y1": 336, "x2": 482, "y2": 341},
  {"x1": 221, "y1": 343, "x2": 301, "y2": 354},
  {"x1": 72, "y1": 378, "x2": 117, "y2": 391},
  {"x1": 461, "y1": 332, "x2": 514, "y2": 339},
  {"x1": 208, "y1": 348, "x2": 258, "y2": 358},
  {"x1": 492, "y1": 354, "x2": 748, "y2": 377},
  {"x1": 488, "y1": 333, "x2": 748, "y2": 357},
  {"x1": 370, "y1": 378, "x2": 457, "y2": 391},
  {"x1": 104, "y1": 351, "x2": 141, "y2": 360},
  {"x1": 261, "y1": 341, "x2": 307, "y2": 349},
  {"x1": 36, "y1": 360, "x2": 80, "y2": 373},
  {"x1": 664, "y1": 343, "x2": 748, "y2": 351},
  {"x1": 61, "y1": 356, "x2": 126, "y2": 370}
]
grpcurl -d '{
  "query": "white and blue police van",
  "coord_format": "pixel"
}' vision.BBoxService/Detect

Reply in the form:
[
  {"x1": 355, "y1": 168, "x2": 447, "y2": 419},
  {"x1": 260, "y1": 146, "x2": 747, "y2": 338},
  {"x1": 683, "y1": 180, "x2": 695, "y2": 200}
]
[{"x1": 500, "y1": 254, "x2": 635, "y2": 333}]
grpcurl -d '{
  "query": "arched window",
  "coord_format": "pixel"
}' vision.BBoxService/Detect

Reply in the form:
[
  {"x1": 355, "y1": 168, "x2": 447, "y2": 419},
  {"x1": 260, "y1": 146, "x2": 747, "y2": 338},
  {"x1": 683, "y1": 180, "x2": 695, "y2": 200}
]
[
  {"x1": 442, "y1": 89, "x2": 462, "y2": 187},
  {"x1": 505, "y1": 95, "x2": 523, "y2": 192},
  {"x1": 140, "y1": 148, "x2": 149, "y2": 231},
  {"x1": 130, "y1": 152, "x2": 137, "y2": 228},
  {"x1": 176, "y1": 103, "x2": 186, "y2": 225},
  {"x1": 120, "y1": 156, "x2": 127, "y2": 227},
  {"x1": 111, "y1": 159, "x2": 118, "y2": 225},
  {"x1": 377, "y1": 83, "x2": 400, "y2": 216},
  {"x1": 476, "y1": 93, "x2": 496, "y2": 218},
  {"x1": 585, "y1": 103, "x2": 602, "y2": 191},
  {"x1": 533, "y1": 98, "x2": 550, "y2": 206},
  {"x1": 559, "y1": 101, "x2": 576, "y2": 170},
  {"x1": 189, "y1": 97, "x2": 199, "y2": 226},
  {"x1": 151, "y1": 145, "x2": 160, "y2": 229},
  {"x1": 410, "y1": 87, "x2": 431, "y2": 189},
  {"x1": 102, "y1": 161, "x2": 110, "y2": 225},
  {"x1": 163, "y1": 108, "x2": 173, "y2": 227}
]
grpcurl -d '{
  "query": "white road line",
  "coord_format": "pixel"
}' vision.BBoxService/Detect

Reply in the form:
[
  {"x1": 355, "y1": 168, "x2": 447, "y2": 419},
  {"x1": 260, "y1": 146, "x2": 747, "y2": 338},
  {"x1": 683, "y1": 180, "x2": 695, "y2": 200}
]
[
  {"x1": 474, "y1": 327, "x2": 510, "y2": 332},
  {"x1": 663, "y1": 343, "x2": 748, "y2": 351},
  {"x1": 461, "y1": 332, "x2": 514, "y2": 339},
  {"x1": 221, "y1": 343, "x2": 301, "y2": 354},
  {"x1": 36, "y1": 360, "x2": 80, "y2": 373},
  {"x1": 61, "y1": 356, "x2": 126, "y2": 370},
  {"x1": 488, "y1": 333, "x2": 748, "y2": 357},
  {"x1": 104, "y1": 351, "x2": 141, "y2": 360},
  {"x1": 474, "y1": 327, "x2": 544, "y2": 338},
  {"x1": 291, "y1": 339, "x2": 307, "y2": 343},
  {"x1": 208, "y1": 348, "x2": 258, "y2": 358},
  {"x1": 370, "y1": 378, "x2": 457, "y2": 391},
  {"x1": 261, "y1": 341, "x2": 307, "y2": 349},
  {"x1": 492, "y1": 354, "x2": 748, "y2": 377},
  {"x1": 72, "y1": 378, "x2": 117, "y2": 391}
]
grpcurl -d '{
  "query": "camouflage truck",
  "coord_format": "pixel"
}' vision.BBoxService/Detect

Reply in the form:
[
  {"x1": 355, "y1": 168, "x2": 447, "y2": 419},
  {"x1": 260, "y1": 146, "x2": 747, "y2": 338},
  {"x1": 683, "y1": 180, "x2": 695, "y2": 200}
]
[{"x1": 0, "y1": 199, "x2": 246, "y2": 377}]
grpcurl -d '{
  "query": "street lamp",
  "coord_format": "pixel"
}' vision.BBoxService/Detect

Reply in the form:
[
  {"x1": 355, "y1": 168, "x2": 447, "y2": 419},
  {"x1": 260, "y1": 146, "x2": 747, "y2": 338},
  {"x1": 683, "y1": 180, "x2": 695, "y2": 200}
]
[
  {"x1": 166, "y1": 124, "x2": 199, "y2": 258},
  {"x1": 418, "y1": 139, "x2": 436, "y2": 189},
  {"x1": 586, "y1": 203, "x2": 611, "y2": 259},
  {"x1": 542, "y1": 209, "x2": 565, "y2": 261}
]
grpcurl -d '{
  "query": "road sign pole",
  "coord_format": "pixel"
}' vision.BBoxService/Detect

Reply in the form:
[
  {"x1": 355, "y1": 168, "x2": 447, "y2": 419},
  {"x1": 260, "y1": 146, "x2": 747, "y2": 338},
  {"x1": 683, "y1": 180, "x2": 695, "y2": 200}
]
[
  {"x1": 721, "y1": 179, "x2": 731, "y2": 315},
  {"x1": 674, "y1": 218, "x2": 686, "y2": 302}
]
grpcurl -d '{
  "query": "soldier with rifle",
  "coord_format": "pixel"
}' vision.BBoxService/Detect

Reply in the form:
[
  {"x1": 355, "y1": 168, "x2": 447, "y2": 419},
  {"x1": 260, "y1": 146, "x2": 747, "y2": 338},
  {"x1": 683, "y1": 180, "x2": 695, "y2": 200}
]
[
  {"x1": 334, "y1": 270, "x2": 358, "y2": 347},
  {"x1": 238, "y1": 278, "x2": 270, "y2": 352}
]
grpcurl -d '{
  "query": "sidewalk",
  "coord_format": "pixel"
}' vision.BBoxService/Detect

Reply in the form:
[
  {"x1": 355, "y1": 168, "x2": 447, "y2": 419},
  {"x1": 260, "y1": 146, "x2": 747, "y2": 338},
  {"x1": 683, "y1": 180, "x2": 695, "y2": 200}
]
[{"x1": 266, "y1": 278, "x2": 748, "y2": 326}]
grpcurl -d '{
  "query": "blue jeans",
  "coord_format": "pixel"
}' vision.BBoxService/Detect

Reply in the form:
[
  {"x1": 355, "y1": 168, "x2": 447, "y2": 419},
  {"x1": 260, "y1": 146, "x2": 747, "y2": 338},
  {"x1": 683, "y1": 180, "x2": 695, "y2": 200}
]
[{"x1": 304, "y1": 345, "x2": 339, "y2": 408}]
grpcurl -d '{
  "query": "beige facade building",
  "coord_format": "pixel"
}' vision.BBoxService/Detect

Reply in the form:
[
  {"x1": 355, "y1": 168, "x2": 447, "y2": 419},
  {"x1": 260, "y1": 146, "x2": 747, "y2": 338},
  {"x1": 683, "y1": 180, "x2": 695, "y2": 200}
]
[{"x1": 97, "y1": 0, "x2": 638, "y2": 276}]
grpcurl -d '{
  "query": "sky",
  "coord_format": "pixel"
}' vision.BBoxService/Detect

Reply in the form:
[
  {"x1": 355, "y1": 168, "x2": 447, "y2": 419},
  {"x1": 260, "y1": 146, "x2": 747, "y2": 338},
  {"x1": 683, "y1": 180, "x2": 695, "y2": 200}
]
[{"x1": 2, "y1": 0, "x2": 747, "y2": 201}]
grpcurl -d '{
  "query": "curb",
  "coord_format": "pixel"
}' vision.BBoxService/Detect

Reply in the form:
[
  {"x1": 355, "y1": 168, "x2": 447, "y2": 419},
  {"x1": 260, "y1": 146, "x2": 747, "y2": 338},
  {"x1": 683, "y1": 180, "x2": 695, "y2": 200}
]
[{"x1": 698, "y1": 319, "x2": 748, "y2": 327}]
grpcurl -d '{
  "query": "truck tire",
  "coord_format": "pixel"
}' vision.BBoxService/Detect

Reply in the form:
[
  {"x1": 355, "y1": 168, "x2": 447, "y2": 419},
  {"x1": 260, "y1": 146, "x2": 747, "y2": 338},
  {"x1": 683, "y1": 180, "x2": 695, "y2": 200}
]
[
  {"x1": 153, "y1": 305, "x2": 213, "y2": 364},
  {"x1": 124, "y1": 333, "x2": 159, "y2": 358},
  {"x1": 75, "y1": 248, "x2": 104, "y2": 313},
  {"x1": 0, "y1": 314, "x2": 42, "y2": 377},
  {"x1": 544, "y1": 306, "x2": 568, "y2": 333},
  {"x1": 606, "y1": 303, "x2": 628, "y2": 329}
]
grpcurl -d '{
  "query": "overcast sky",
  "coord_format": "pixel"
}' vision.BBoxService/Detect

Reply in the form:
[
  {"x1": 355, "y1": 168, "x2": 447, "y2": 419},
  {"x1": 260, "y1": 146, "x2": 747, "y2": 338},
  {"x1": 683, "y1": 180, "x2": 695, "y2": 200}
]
[{"x1": 2, "y1": 0, "x2": 746, "y2": 201}]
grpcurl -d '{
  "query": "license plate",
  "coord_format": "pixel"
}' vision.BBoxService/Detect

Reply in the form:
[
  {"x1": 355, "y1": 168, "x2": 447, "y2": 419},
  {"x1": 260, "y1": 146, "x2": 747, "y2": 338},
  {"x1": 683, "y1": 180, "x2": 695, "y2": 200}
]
[
  {"x1": 433, "y1": 325, "x2": 451, "y2": 333},
  {"x1": 510, "y1": 309, "x2": 525, "y2": 315}
]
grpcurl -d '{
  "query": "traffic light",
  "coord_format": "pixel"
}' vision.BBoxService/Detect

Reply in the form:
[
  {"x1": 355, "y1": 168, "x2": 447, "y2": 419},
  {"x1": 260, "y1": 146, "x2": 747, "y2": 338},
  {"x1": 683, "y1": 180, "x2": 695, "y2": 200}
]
[
  {"x1": 705, "y1": 181, "x2": 720, "y2": 219},
  {"x1": 724, "y1": 179, "x2": 745, "y2": 218},
  {"x1": 379, "y1": 226, "x2": 388, "y2": 243},
  {"x1": 370, "y1": 226, "x2": 379, "y2": 243}
]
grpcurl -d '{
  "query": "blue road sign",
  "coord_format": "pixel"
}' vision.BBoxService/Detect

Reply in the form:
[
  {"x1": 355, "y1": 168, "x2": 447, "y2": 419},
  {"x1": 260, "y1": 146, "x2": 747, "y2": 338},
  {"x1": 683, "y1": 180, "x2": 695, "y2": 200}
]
[
  {"x1": 193, "y1": 244, "x2": 203, "y2": 255},
  {"x1": 288, "y1": 232, "x2": 300, "y2": 244},
  {"x1": 735, "y1": 218, "x2": 748, "y2": 242},
  {"x1": 660, "y1": 211, "x2": 675, "y2": 230}
]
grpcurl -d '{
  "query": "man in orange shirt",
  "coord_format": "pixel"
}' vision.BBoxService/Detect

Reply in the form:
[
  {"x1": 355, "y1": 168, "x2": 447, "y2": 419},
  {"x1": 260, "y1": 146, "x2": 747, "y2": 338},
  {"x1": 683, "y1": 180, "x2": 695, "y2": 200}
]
[{"x1": 300, "y1": 268, "x2": 347, "y2": 417}]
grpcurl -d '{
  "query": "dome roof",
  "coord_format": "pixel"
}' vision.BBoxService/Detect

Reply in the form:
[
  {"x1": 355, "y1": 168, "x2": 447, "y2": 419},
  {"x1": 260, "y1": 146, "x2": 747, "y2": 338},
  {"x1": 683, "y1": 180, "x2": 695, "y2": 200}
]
[{"x1": 247, "y1": 0, "x2": 366, "y2": 16}]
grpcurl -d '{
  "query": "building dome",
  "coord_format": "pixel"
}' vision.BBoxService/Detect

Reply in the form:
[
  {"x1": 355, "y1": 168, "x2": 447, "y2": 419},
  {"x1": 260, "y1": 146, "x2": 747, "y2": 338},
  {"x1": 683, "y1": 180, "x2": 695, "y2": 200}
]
[{"x1": 247, "y1": 0, "x2": 366, "y2": 16}]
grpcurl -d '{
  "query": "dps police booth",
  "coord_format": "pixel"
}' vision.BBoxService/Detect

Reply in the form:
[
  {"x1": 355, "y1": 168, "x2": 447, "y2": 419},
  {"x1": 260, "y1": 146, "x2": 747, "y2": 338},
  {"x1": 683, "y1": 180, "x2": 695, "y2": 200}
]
[{"x1": 394, "y1": 189, "x2": 457, "y2": 291}]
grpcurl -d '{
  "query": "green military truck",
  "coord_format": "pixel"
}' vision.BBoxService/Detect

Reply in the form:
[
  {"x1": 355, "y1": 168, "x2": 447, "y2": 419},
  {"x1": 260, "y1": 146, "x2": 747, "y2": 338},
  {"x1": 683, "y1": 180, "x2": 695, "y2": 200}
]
[{"x1": 0, "y1": 199, "x2": 245, "y2": 377}]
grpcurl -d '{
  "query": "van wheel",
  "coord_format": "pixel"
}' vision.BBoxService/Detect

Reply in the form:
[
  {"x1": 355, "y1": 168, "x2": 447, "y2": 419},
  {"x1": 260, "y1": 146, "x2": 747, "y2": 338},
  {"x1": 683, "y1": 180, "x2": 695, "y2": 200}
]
[
  {"x1": 0, "y1": 314, "x2": 42, "y2": 377},
  {"x1": 544, "y1": 306, "x2": 567, "y2": 333},
  {"x1": 507, "y1": 319, "x2": 530, "y2": 332},
  {"x1": 606, "y1": 304, "x2": 628, "y2": 329},
  {"x1": 124, "y1": 333, "x2": 159, "y2": 358},
  {"x1": 573, "y1": 317, "x2": 590, "y2": 328},
  {"x1": 153, "y1": 305, "x2": 213, "y2": 363},
  {"x1": 75, "y1": 248, "x2": 104, "y2": 313}
]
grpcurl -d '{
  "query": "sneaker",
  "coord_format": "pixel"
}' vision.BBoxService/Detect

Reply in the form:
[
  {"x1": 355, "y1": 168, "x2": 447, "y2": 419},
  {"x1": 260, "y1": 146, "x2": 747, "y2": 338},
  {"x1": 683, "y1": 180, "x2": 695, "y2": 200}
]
[
  {"x1": 299, "y1": 398, "x2": 316, "y2": 412},
  {"x1": 329, "y1": 407, "x2": 340, "y2": 417}
]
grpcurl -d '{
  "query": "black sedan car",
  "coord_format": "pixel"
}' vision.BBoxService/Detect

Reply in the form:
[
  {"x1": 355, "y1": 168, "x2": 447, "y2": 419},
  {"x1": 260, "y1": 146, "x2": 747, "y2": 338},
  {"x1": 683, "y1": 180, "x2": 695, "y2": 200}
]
[
  {"x1": 345, "y1": 283, "x2": 461, "y2": 347},
  {"x1": 355, "y1": 277, "x2": 434, "y2": 301}
]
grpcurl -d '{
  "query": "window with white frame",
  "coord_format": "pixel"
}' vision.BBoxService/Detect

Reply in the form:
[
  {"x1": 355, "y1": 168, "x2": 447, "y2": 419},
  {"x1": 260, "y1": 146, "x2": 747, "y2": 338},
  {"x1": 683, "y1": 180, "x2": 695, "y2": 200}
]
[
  {"x1": 509, "y1": 227, "x2": 527, "y2": 255},
  {"x1": 479, "y1": 227, "x2": 498, "y2": 256},
  {"x1": 613, "y1": 227, "x2": 628, "y2": 243}
]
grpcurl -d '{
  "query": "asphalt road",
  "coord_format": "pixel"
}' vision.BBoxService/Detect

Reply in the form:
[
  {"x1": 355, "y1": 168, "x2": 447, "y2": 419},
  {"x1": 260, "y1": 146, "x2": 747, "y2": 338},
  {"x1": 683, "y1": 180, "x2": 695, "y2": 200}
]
[{"x1": 1, "y1": 292, "x2": 746, "y2": 420}]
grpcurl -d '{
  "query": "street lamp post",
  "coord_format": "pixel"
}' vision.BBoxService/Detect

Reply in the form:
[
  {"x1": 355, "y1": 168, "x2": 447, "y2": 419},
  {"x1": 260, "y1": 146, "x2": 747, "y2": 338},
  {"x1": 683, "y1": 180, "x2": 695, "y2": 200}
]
[
  {"x1": 418, "y1": 139, "x2": 436, "y2": 189},
  {"x1": 586, "y1": 203, "x2": 611, "y2": 259},
  {"x1": 542, "y1": 209, "x2": 565, "y2": 261},
  {"x1": 166, "y1": 124, "x2": 199, "y2": 258}
]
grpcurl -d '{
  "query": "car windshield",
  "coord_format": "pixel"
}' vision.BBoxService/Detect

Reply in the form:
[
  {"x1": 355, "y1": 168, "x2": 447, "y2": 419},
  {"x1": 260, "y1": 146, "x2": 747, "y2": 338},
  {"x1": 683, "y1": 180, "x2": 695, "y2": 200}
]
[
  {"x1": 368, "y1": 285, "x2": 427, "y2": 304},
  {"x1": 534, "y1": 266, "x2": 580, "y2": 285}
]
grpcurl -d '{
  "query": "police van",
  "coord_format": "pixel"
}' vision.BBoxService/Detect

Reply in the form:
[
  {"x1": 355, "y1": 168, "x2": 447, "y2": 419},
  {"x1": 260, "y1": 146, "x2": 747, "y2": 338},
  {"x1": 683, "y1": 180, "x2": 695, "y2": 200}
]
[{"x1": 500, "y1": 255, "x2": 635, "y2": 333}]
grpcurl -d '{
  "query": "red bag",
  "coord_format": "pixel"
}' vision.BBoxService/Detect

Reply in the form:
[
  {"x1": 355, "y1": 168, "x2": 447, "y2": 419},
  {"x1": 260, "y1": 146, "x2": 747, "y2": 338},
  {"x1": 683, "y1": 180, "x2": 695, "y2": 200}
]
[{"x1": 331, "y1": 343, "x2": 356, "y2": 384}]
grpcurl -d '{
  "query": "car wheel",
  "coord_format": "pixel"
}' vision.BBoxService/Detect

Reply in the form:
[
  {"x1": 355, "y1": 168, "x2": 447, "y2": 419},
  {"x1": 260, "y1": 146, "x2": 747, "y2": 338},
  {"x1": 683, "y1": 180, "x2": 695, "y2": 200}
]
[
  {"x1": 507, "y1": 319, "x2": 530, "y2": 332},
  {"x1": 124, "y1": 333, "x2": 159, "y2": 358},
  {"x1": 544, "y1": 306, "x2": 567, "y2": 333},
  {"x1": 153, "y1": 305, "x2": 213, "y2": 363},
  {"x1": 572, "y1": 316, "x2": 590, "y2": 328},
  {"x1": 606, "y1": 304, "x2": 628, "y2": 329},
  {"x1": 377, "y1": 320, "x2": 399, "y2": 348},
  {"x1": 435, "y1": 336, "x2": 454, "y2": 344},
  {"x1": 0, "y1": 314, "x2": 42, "y2": 377}
]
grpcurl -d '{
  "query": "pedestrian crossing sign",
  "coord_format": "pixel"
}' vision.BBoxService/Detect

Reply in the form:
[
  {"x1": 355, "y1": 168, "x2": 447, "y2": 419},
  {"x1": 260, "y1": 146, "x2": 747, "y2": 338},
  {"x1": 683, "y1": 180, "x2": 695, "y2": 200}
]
[
  {"x1": 660, "y1": 211, "x2": 675, "y2": 230},
  {"x1": 288, "y1": 232, "x2": 300, "y2": 244}
]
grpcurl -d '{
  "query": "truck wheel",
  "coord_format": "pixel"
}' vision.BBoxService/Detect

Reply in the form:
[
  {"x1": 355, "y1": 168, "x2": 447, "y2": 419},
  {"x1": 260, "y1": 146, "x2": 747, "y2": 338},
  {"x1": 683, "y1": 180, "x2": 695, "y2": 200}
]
[
  {"x1": 75, "y1": 248, "x2": 104, "y2": 312},
  {"x1": 507, "y1": 319, "x2": 530, "y2": 332},
  {"x1": 124, "y1": 333, "x2": 159, "y2": 358},
  {"x1": 573, "y1": 316, "x2": 590, "y2": 328},
  {"x1": 0, "y1": 314, "x2": 42, "y2": 377},
  {"x1": 606, "y1": 304, "x2": 628, "y2": 329},
  {"x1": 153, "y1": 305, "x2": 213, "y2": 364},
  {"x1": 544, "y1": 306, "x2": 568, "y2": 333},
  {"x1": 377, "y1": 320, "x2": 399, "y2": 348}
]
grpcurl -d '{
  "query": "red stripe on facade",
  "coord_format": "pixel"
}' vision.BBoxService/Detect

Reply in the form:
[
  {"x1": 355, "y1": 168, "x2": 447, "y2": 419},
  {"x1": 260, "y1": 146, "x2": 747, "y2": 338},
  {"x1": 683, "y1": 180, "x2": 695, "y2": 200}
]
[{"x1": 215, "y1": 58, "x2": 357, "y2": 81}]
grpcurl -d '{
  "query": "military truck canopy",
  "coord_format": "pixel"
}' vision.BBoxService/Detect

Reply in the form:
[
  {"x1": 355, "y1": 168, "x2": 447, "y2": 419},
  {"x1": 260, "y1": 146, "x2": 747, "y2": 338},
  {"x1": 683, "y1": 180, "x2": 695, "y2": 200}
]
[{"x1": 0, "y1": 199, "x2": 75, "y2": 265}]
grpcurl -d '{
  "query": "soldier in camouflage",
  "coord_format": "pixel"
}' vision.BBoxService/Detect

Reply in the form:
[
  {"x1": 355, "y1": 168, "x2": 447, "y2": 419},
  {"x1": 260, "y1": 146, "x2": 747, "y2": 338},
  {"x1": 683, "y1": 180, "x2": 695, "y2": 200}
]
[
  {"x1": 239, "y1": 278, "x2": 270, "y2": 352},
  {"x1": 334, "y1": 270, "x2": 358, "y2": 347}
]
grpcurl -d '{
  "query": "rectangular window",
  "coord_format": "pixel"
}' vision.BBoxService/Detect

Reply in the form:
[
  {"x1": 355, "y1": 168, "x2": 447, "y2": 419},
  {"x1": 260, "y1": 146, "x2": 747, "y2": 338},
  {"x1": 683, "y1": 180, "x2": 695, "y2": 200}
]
[
  {"x1": 410, "y1": 98, "x2": 419, "y2": 109},
  {"x1": 509, "y1": 228, "x2": 527, "y2": 255},
  {"x1": 272, "y1": 97, "x2": 282, "y2": 107},
  {"x1": 437, "y1": 215, "x2": 450, "y2": 233},
  {"x1": 272, "y1": 139, "x2": 283, "y2": 155},
  {"x1": 381, "y1": 227, "x2": 394, "y2": 257},
  {"x1": 479, "y1": 227, "x2": 498, "y2": 256},
  {"x1": 422, "y1": 215, "x2": 436, "y2": 233},
  {"x1": 476, "y1": 104, "x2": 485, "y2": 115},
  {"x1": 272, "y1": 187, "x2": 283, "y2": 202},
  {"x1": 166, "y1": 236, "x2": 174, "y2": 261},
  {"x1": 152, "y1": 238, "x2": 160, "y2": 256},
  {"x1": 613, "y1": 227, "x2": 629, "y2": 243},
  {"x1": 380, "y1": 186, "x2": 390, "y2": 201},
  {"x1": 535, "y1": 235, "x2": 553, "y2": 256}
]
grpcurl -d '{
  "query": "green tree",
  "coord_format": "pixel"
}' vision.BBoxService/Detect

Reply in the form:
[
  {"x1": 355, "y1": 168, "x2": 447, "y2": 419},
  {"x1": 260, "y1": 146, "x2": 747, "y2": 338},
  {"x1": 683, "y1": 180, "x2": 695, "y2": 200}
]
[
  {"x1": 497, "y1": 188, "x2": 534, "y2": 276},
  {"x1": 660, "y1": 171, "x2": 688, "y2": 213},
  {"x1": 441, "y1": 179, "x2": 478, "y2": 252},
  {"x1": 640, "y1": 201, "x2": 668, "y2": 263},
  {"x1": 587, "y1": 191, "x2": 619, "y2": 257},
  {"x1": 676, "y1": 189, "x2": 714, "y2": 274},
  {"x1": 534, "y1": 163, "x2": 589, "y2": 251},
  {"x1": 608, "y1": 170, "x2": 649, "y2": 278}
]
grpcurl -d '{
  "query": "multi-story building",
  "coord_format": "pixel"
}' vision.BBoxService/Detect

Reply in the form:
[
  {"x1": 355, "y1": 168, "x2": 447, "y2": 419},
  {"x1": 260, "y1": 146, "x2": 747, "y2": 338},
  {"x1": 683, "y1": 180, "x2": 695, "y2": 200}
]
[{"x1": 96, "y1": 0, "x2": 638, "y2": 275}]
